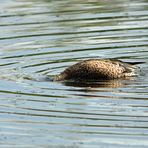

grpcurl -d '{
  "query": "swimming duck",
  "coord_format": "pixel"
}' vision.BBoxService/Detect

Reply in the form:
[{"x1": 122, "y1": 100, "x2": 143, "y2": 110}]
[{"x1": 53, "y1": 58, "x2": 143, "y2": 81}]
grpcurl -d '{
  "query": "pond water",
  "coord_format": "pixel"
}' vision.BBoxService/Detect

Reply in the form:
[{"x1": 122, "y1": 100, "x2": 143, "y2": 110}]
[{"x1": 0, "y1": 0, "x2": 148, "y2": 147}]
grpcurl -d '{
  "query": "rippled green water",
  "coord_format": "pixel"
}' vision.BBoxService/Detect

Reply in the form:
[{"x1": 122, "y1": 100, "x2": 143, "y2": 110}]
[{"x1": 0, "y1": 0, "x2": 148, "y2": 147}]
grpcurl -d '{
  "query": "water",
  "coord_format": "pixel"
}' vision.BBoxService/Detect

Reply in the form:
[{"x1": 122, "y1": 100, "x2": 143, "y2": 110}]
[{"x1": 0, "y1": 0, "x2": 148, "y2": 147}]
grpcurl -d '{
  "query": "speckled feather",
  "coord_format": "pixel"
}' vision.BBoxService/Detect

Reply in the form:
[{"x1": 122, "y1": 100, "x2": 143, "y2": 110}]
[{"x1": 53, "y1": 59, "x2": 142, "y2": 81}]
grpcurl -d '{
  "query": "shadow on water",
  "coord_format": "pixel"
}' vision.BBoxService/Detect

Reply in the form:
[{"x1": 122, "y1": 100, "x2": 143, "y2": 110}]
[{"x1": 0, "y1": 0, "x2": 148, "y2": 147}]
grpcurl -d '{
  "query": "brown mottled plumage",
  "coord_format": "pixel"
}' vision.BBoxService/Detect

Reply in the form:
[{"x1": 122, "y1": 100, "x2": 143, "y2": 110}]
[{"x1": 53, "y1": 59, "x2": 143, "y2": 81}]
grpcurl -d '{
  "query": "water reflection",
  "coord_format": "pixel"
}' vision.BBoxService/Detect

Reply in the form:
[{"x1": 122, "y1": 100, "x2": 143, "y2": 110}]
[{"x1": 62, "y1": 79, "x2": 129, "y2": 89}]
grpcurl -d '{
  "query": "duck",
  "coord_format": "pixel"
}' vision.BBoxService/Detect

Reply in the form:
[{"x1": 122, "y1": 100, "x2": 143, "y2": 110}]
[{"x1": 53, "y1": 58, "x2": 143, "y2": 81}]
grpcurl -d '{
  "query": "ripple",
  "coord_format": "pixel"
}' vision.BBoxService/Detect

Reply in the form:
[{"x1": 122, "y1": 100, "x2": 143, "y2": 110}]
[{"x1": 0, "y1": 0, "x2": 148, "y2": 147}]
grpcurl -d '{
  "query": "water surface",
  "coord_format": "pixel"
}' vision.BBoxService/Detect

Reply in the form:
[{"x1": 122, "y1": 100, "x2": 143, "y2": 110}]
[{"x1": 0, "y1": 0, "x2": 148, "y2": 147}]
